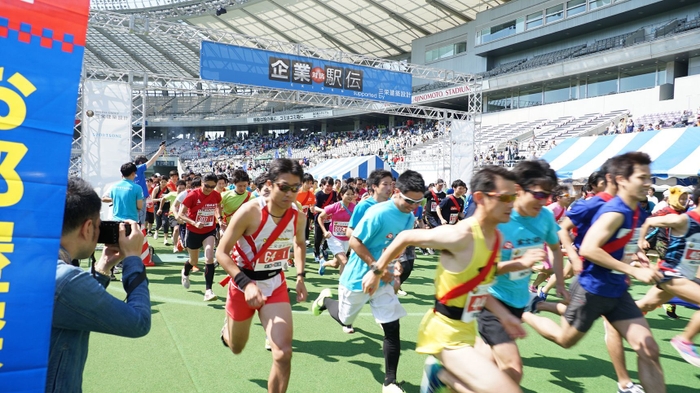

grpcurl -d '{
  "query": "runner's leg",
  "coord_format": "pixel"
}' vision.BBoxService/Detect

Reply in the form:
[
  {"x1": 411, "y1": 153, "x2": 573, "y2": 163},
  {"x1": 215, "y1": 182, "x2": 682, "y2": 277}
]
[
  {"x1": 437, "y1": 346, "x2": 521, "y2": 393},
  {"x1": 611, "y1": 317, "x2": 665, "y2": 393},
  {"x1": 260, "y1": 302, "x2": 294, "y2": 393}
]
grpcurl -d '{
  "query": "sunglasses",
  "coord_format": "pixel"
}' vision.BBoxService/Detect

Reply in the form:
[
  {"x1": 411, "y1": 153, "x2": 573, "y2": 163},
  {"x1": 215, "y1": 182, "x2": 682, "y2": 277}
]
[
  {"x1": 484, "y1": 192, "x2": 517, "y2": 203},
  {"x1": 399, "y1": 192, "x2": 423, "y2": 205},
  {"x1": 523, "y1": 188, "x2": 551, "y2": 201},
  {"x1": 203, "y1": 184, "x2": 216, "y2": 189},
  {"x1": 275, "y1": 182, "x2": 301, "y2": 193}
]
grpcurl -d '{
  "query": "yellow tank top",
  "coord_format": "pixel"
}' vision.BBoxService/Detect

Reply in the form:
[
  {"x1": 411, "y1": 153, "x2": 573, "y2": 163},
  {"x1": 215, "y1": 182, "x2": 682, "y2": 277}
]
[{"x1": 434, "y1": 217, "x2": 498, "y2": 308}]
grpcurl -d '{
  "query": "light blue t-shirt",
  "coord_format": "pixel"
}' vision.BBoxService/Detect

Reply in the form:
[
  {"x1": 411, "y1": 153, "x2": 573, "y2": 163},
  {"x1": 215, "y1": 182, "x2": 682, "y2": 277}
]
[
  {"x1": 348, "y1": 196, "x2": 378, "y2": 229},
  {"x1": 490, "y1": 207, "x2": 560, "y2": 308},
  {"x1": 109, "y1": 179, "x2": 144, "y2": 221},
  {"x1": 340, "y1": 200, "x2": 415, "y2": 291}
]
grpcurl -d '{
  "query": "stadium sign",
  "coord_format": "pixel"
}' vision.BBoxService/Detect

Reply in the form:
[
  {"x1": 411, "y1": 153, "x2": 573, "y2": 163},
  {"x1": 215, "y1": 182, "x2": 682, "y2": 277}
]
[
  {"x1": 247, "y1": 110, "x2": 334, "y2": 124},
  {"x1": 411, "y1": 84, "x2": 471, "y2": 104},
  {"x1": 201, "y1": 42, "x2": 412, "y2": 105}
]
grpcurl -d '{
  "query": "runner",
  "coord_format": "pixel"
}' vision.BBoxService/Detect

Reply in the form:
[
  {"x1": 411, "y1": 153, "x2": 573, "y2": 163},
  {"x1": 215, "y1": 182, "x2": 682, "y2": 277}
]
[
  {"x1": 521, "y1": 152, "x2": 666, "y2": 393},
  {"x1": 436, "y1": 180, "x2": 467, "y2": 226},
  {"x1": 371, "y1": 166, "x2": 526, "y2": 393},
  {"x1": 311, "y1": 170, "x2": 425, "y2": 393},
  {"x1": 216, "y1": 159, "x2": 308, "y2": 393},
  {"x1": 152, "y1": 177, "x2": 172, "y2": 245},
  {"x1": 179, "y1": 173, "x2": 223, "y2": 301},
  {"x1": 145, "y1": 178, "x2": 156, "y2": 235},
  {"x1": 424, "y1": 179, "x2": 446, "y2": 228},
  {"x1": 317, "y1": 185, "x2": 357, "y2": 276},
  {"x1": 295, "y1": 173, "x2": 316, "y2": 246},
  {"x1": 345, "y1": 169, "x2": 394, "y2": 240},
  {"x1": 314, "y1": 177, "x2": 338, "y2": 264},
  {"x1": 475, "y1": 159, "x2": 567, "y2": 385},
  {"x1": 161, "y1": 180, "x2": 186, "y2": 250},
  {"x1": 631, "y1": 186, "x2": 700, "y2": 367},
  {"x1": 220, "y1": 169, "x2": 252, "y2": 231}
]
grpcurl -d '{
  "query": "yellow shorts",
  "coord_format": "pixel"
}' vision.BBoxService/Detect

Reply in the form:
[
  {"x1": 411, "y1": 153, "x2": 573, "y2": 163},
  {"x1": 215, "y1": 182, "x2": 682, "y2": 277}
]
[{"x1": 415, "y1": 310, "x2": 477, "y2": 355}]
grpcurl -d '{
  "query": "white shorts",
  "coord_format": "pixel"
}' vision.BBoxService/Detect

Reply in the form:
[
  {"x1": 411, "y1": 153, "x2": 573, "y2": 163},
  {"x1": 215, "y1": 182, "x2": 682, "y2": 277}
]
[
  {"x1": 327, "y1": 236, "x2": 349, "y2": 256},
  {"x1": 337, "y1": 284, "x2": 406, "y2": 326}
]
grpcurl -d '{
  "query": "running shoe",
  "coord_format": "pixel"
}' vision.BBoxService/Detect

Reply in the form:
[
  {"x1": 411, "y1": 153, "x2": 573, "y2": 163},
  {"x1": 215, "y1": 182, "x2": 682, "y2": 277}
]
[
  {"x1": 617, "y1": 382, "x2": 645, "y2": 393},
  {"x1": 181, "y1": 268, "x2": 190, "y2": 289},
  {"x1": 305, "y1": 240, "x2": 311, "y2": 246},
  {"x1": 397, "y1": 289, "x2": 408, "y2": 296},
  {"x1": 383, "y1": 381, "x2": 406, "y2": 393},
  {"x1": 172, "y1": 246, "x2": 179, "y2": 253},
  {"x1": 164, "y1": 239, "x2": 170, "y2": 246},
  {"x1": 220, "y1": 316, "x2": 229, "y2": 349},
  {"x1": 427, "y1": 248, "x2": 435, "y2": 255},
  {"x1": 312, "y1": 288, "x2": 332, "y2": 316},
  {"x1": 664, "y1": 304, "x2": 678, "y2": 319},
  {"x1": 670, "y1": 336, "x2": 700, "y2": 367},
  {"x1": 528, "y1": 285, "x2": 538, "y2": 294},
  {"x1": 420, "y1": 356, "x2": 448, "y2": 393},
  {"x1": 525, "y1": 295, "x2": 543, "y2": 314},
  {"x1": 318, "y1": 263, "x2": 326, "y2": 276},
  {"x1": 204, "y1": 289, "x2": 218, "y2": 301},
  {"x1": 322, "y1": 248, "x2": 329, "y2": 261},
  {"x1": 153, "y1": 231, "x2": 158, "y2": 240},
  {"x1": 342, "y1": 325, "x2": 355, "y2": 334},
  {"x1": 537, "y1": 287, "x2": 548, "y2": 301},
  {"x1": 265, "y1": 338, "x2": 272, "y2": 351}
]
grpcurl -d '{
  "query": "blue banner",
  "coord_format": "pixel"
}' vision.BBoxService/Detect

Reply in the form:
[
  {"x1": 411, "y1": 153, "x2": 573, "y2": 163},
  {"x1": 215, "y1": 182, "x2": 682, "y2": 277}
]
[
  {"x1": 200, "y1": 42, "x2": 413, "y2": 105},
  {"x1": 0, "y1": 1, "x2": 89, "y2": 391}
]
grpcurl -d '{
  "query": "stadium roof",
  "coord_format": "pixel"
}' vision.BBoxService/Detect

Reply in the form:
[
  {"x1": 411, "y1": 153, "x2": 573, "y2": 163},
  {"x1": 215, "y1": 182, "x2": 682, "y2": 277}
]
[{"x1": 89, "y1": 0, "x2": 508, "y2": 57}]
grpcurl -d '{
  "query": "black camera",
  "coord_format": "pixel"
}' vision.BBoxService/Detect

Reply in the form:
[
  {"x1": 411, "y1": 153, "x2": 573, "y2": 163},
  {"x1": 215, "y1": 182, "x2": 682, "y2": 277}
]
[
  {"x1": 160, "y1": 141, "x2": 166, "y2": 146},
  {"x1": 98, "y1": 221, "x2": 132, "y2": 244}
]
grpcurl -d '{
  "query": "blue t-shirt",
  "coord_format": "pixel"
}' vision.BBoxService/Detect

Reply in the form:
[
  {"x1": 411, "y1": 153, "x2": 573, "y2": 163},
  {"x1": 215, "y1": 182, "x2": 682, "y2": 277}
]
[
  {"x1": 567, "y1": 194, "x2": 612, "y2": 249},
  {"x1": 340, "y1": 200, "x2": 415, "y2": 291},
  {"x1": 133, "y1": 164, "x2": 149, "y2": 197},
  {"x1": 109, "y1": 179, "x2": 144, "y2": 221},
  {"x1": 578, "y1": 196, "x2": 647, "y2": 298},
  {"x1": 490, "y1": 208, "x2": 560, "y2": 308},
  {"x1": 348, "y1": 197, "x2": 378, "y2": 229}
]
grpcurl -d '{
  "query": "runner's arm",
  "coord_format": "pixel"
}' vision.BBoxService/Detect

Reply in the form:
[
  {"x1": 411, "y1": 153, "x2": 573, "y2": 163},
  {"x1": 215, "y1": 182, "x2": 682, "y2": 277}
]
[
  {"x1": 436, "y1": 204, "x2": 447, "y2": 224},
  {"x1": 374, "y1": 226, "x2": 464, "y2": 271},
  {"x1": 639, "y1": 214, "x2": 687, "y2": 241},
  {"x1": 558, "y1": 217, "x2": 582, "y2": 273},
  {"x1": 349, "y1": 236, "x2": 378, "y2": 267},
  {"x1": 317, "y1": 211, "x2": 330, "y2": 236},
  {"x1": 178, "y1": 203, "x2": 196, "y2": 227}
]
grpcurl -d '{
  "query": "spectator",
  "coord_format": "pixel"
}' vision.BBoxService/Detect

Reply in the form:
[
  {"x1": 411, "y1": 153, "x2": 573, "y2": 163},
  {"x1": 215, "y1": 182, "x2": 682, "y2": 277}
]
[
  {"x1": 102, "y1": 162, "x2": 144, "y2": 222},
  {"x1": 133, "y1": 143, "x2": 166, "y2": 225},
  {"x1": 48, "y1": 178, "x2": 150, "y2": 392}
]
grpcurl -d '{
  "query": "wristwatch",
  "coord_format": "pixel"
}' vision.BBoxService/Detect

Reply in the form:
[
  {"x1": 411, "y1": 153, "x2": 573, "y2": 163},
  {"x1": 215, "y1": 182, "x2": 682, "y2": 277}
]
[{"x1": 370, "y1": 263, "x2": 383, "y2": 276}]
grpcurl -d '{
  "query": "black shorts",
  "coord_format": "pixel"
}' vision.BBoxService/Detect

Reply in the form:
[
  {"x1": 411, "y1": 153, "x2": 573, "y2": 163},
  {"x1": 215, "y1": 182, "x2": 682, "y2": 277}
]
[
  {"x1": 185, "y1": 228, "x2": 217, "y2": 250},
  {"x1": 145, "y1": 212, "x2": 155, "y2": 224},
  {"x1": 563, "y1": 279, "x2": 643, "y2": 333},
  {"x1": 478, "y1": 298, "x2": 524, "y2": 346},
  {"x1": 168, "y1": 216, "x2": 179, "y2": 229}
]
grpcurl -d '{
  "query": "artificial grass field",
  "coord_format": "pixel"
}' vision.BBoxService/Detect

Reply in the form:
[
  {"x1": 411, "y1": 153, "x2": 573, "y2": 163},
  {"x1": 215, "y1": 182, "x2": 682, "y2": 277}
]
[{"x1": 83, "y1": 238, "x2": 700, "y2": 392}]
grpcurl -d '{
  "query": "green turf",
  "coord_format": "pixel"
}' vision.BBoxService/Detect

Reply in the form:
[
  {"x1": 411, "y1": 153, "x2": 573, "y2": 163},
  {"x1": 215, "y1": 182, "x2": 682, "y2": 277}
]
[{"x1": 83, "y1": 237, "x2": 700, "y2": 392}]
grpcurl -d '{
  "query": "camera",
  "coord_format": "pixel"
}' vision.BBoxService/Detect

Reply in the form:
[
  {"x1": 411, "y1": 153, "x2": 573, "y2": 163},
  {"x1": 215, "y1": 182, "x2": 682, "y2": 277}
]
[
  {"x1": 160, "y1": 141, "x2": 166, "y2": 146},
  {"x1": 98, "y1": 221, "x2": 132, "y2": 244}
]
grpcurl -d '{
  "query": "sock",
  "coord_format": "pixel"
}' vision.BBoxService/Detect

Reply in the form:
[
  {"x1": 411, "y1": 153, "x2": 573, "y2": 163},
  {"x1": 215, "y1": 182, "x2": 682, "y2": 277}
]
[
  {"x1": 381, "y1": 320, "x2": 401, "y2": 386},
  {"x1": 323, "y1": 298, "x2": 346, "y2": 326},
  {"x1": 205, "y1": 263, "x2": 215, "y2": 290},
  {"x1": 184, "y1": 261, "x2": 193, "y2": 276}
]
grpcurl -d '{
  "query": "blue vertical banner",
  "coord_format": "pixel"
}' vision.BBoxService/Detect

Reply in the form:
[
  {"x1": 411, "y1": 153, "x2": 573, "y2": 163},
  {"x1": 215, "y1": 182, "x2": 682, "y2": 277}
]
[{"x1": 0, "y1": 1, "x2": 89, "y2": 391}]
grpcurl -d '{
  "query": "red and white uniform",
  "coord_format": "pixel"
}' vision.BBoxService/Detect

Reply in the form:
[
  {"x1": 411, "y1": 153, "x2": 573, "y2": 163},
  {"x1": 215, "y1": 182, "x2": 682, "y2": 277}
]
[
  {"x1": 182, "y1": 189, "x2": 222, "y2": 234},
  {"x1": 226, "y1": 198, "x2": 299, "y2": 321}
]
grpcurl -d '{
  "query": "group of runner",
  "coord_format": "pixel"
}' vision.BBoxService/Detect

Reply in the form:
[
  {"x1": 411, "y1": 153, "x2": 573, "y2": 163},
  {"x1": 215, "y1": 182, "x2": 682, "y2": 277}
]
[{"x1": 138, "y1": 154, "x2": 698, "y2": 393}]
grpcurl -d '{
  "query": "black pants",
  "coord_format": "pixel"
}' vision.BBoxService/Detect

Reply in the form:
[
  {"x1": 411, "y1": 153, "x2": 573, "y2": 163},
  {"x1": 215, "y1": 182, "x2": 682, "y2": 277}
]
[
  {"x1": 314, "y1": 220, "x2": 330, "y2": 257},
  {"x1": 305, "y1": 210, "x2": 313, "y2": 241},
  {"x1": 155, "y1": 209, "x2": 170, "y2": 236}
]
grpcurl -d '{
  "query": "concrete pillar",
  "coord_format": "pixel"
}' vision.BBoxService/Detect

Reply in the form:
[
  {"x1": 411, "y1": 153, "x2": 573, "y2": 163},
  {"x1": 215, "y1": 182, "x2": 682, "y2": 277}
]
[
  {"x1": 257, "y1": 125, "x2": 264, "y2": 136},
  {"x1": 321, "y1": 120, "x2": 327, "y2": 135},
  {"x1": 354, "y1": 118, "x2": 360, "y2": 131},
  {"x1": 388, "y1": 115, "x2": 395, "y2": 129},
  {"x1": 289, "y1": 123, "x2": 295, "y2": 136}
]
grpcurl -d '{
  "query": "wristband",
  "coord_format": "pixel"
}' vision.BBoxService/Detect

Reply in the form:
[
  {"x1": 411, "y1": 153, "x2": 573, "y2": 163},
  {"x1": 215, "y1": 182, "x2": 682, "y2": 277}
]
[
  {"x1": 233, "y1": 271, "x2": 253, "y2": 289},
  {"x1": 297, "y1": 272, "x2": 306, "y2": 278}
]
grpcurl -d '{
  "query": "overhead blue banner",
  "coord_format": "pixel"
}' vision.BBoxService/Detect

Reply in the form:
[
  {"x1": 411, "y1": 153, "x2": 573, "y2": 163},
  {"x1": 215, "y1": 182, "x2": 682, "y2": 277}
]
[
  {"x1": 200, "y1": 41, "x2": 413, "y2": 105},
  {"x1": 0, "y1": 0, "x2": 89, "y2": 391}
]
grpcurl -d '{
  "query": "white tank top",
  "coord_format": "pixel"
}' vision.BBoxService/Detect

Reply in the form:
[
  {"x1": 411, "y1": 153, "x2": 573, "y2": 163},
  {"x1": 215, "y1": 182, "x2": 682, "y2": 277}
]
[{"x1": 233, "y1": 197, "x2": 298, "y2": 273}]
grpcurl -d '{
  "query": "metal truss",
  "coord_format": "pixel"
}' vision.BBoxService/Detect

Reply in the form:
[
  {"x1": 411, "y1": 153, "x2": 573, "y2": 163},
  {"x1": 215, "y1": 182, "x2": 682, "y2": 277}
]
[
  {"x1": 132, "y1": 89, "x2": 146, "y2": 154},
  {"x1": 84, "y1": 68, "x2": 481, "y2": 122},
  {"x1": 88, "y1": 10, "x2": 479, "y2": 85}
]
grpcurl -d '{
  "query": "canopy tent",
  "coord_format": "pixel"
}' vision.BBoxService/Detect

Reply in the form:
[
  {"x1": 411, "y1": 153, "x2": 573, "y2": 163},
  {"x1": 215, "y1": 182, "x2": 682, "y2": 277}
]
[
  {"x1": 541, "y1": 127, "x2": 700, "y2": 180},
  {"x1": 307, "y1": 155, "x2": 399, "y2": 180}
]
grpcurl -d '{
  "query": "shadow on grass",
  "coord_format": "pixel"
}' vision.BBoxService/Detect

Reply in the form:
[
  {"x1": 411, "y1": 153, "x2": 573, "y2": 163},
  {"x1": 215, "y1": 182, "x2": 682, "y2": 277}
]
[
  {"x1": 292, "y1": 337, "x2": 383, "y2": 363},
  {"x1": 249, "y1": 379, "x2": 268, "y2": 390},
  {"x1": 523, "y1": 353, "x2": 615, "y2": 392}
]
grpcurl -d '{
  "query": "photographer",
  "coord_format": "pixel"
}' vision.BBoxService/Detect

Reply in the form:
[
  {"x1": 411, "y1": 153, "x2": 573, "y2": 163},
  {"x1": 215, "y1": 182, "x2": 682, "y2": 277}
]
[{"x1": 47, "y1": 178, "x2": 151, "y2": 392}]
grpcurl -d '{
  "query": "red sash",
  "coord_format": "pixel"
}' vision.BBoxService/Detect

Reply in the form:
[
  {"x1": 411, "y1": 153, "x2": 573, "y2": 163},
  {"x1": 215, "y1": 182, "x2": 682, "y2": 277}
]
[
  {"x1": 438, "y1": 231, "x2": 500, "y2": 304},
  {"x1": 688, "y1": 210, "x2": 700, "y2": 225},
  {"x1": 601, "y1": 208, "x2": 640, "y2": 254},
  {"x1": 448, "y1": 195, "x2": 461, "y2": 211},
  {"x1": 219, "y1": 207, "x2": 295, "y2": 287}
]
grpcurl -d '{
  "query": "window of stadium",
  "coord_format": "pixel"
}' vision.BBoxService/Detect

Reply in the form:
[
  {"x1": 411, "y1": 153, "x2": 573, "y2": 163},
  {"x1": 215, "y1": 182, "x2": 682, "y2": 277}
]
[
  {"x1": 619, "y1": 65, "x2": 658, "y2": 93},
  {"x1": 567, "y1": 0, "x2": 587, "y2": 17},
  {"x1": 546, "y1": 5, "x2": 565, "y2": 24},
  {"x1": 425, "y1": 41, "x2": 467, "y2": 63},
  {"x1": 588, "y1": 0, "x2": 612, "y2": 10},
  {"x1": 586, "y1": 72, "x2": 617, "y2": 98},
  {"x1": 526, "y1": 11, "x2": 544, "y2": 30}
]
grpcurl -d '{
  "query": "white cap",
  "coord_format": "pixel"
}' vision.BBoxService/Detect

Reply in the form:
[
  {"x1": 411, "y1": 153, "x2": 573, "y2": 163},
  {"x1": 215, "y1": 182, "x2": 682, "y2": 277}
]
[{"x1": 663, "y1": 189, "x2": 670, "y2": 197}]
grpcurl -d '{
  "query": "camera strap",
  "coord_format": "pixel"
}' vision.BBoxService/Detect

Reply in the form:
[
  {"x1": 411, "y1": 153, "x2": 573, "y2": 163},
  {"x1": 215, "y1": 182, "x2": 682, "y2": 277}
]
[{"x1": 123, "y1": 269, "x2": 148, "y2": 301}]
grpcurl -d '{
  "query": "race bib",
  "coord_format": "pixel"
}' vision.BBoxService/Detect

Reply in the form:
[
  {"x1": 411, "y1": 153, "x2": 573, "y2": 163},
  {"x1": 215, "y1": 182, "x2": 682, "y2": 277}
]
[
  {"x1": 449, "y1": 213, "x2": 458, "y2": 224},
  {"x1": 430, "y1": 202, "x2": 437, "y2": 212},
  {"x1": 508, "y1": 246, "x2": 538, "y2": 280},
  {"x1": 679, "y1": 235, "x2": 700, "y2": 278},
  {"x1": 195, "y1": 209, "x2": 215, "y2": 227},
  {"x1": 332, "y1": 221, "x2": 348, "y2": 237},
  {"x1": 461, "y1": 284, "x2": 491, "y2": 323},
  {"x1": 255, "y1": 246, "x2": 290, "y2": 271},
  {"x1": 146, "y1": 198, "x2": 154, "y2": 209}
]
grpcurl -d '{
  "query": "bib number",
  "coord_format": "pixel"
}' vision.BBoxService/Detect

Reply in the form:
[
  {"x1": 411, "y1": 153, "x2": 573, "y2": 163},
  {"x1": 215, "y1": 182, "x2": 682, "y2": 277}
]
[
  {"x1": 679, "y1": 236, "x2": 700, "y2": 278},
  {"x1": 461, "y1": 284, "x2": 491, "y2": 323},
  {"x1": 430, "y1": 202, "x2": 437, "y2": 212},
  {"x1": 196, "y1": 209, "x2": 215, "y2": 227},
  {"x1": 508, "y1": 246, "x2": 537, "y2": 280},
  {"x1": 449, "y1": 213, "x2": 458, "y2": 224},
  {"x1": 332, "y1": 221, "x2": 348, "y2": 237},
  {"x1": 255, "y1": 247, "x2": 290, "y2": 271}
]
